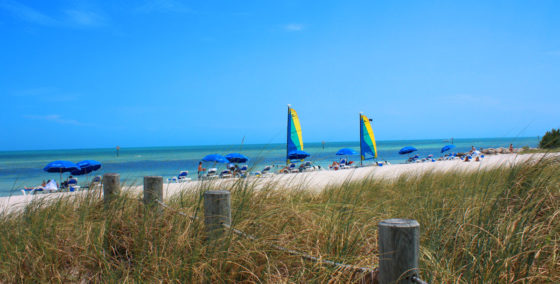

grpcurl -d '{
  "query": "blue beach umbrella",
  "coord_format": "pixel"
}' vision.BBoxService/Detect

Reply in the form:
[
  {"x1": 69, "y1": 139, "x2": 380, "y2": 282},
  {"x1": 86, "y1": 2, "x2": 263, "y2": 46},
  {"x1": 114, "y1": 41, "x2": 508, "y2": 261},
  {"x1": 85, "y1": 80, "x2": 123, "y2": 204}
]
[
  {"x1": 225, "y1": 153, "x2": 249, "y2": 163},
  {"x1": 44, "y1": 160, "x2": 81, "y2": 173},
  {"x1": 398, "y1": 146, "x2": 418, "y2": 155},
  {"x1": 441, "y1": 144, "x2": 456, "y2": 153},
  {"x1": 336, "y1": 148, "x2": 358, "y2": 156},
  {"x1": 44, "y1": 160, "x2": 81, "y2": 184},
  {"x1": 71, "y1": 160, "x2": 102, "y2": 175},
  {"x1": 202, "y1": 154, "x2": 229, "y2": 164},
  {"x1": 287, "y1": 150, "x2": 310, "y2": 160}
]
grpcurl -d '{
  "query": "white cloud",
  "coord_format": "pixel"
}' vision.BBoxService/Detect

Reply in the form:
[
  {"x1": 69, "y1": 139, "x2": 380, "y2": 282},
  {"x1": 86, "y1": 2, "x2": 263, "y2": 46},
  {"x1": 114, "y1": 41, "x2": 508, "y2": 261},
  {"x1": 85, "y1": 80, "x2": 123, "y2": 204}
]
[
  {"x1": 0, "y1": 0, "x2": 57, "y2": 26},
  {"x1": 284, "y1": 24, "x2": 304, "y2": 32},
  {"x1": 12, "y1": 87, "x2": 80, "y2": 102},
  {"x1": 0, "y1": 0, "x2": 107, "y2": 28},
  {"x1": 446, "y1": 94, "x2": 500, "y2": 106},
  {"x1": 136, "y1": 0, "x2": 192, "y2": 13},
  {"x1": 12, "y1": 87, "x2": 57, "y2": 97},
  {"x1": 64, "y1": 10, "x2": 107, "y2": 27},
  {"x1": 23, "y1": 114, "x2": 87, "y2": 126}
]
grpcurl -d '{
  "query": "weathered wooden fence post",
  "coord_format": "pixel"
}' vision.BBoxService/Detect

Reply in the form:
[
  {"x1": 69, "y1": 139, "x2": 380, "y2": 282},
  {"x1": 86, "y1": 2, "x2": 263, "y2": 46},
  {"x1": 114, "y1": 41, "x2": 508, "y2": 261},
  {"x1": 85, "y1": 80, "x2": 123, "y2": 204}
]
[
  {"x1": 143, "y1": 176, "x2": 163, "y2": 206},
  {"x1": 203, "y1": 190, "x2": 231, "y2": 240},
  {"x1": 378, "y1": 219, "x2": 420, "y2": 284},
  {"x1": 102, "y1": 173, "x2": 121, "y2": 204}
]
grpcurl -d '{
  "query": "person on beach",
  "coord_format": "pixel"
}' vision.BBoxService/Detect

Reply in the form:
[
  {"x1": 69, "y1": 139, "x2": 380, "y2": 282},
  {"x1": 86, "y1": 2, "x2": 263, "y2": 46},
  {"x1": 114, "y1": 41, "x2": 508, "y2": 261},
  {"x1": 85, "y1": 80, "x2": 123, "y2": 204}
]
[
  {"x1": 330, "y1": 161, "x2": 339, "y2": 169},
  {"x1": 197, "y1": 162, "x2": 206, "y2": 179},
  {"x1": 279, "y1": 165, "x2": 290, "y2": 174},
  {"x1": 44, "y1": 179, "x2": 58, "y2": 192},
  {"x1": 509, "y1": 144, "x2": 514, "y2": 152},
  {"x1": 233, "y1": 164, "x2": 240, "y2": 177},
  {"x1": 24, "y1": 180, "x2": 47, "y2": 190}
]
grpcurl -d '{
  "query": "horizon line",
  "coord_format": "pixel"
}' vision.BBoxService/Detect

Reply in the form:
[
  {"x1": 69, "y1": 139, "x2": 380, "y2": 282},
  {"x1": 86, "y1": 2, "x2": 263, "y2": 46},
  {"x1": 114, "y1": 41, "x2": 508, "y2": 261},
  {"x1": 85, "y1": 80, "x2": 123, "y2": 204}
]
[{"x1": 0, "y1": 136, "x2": 539, "y2": 153}]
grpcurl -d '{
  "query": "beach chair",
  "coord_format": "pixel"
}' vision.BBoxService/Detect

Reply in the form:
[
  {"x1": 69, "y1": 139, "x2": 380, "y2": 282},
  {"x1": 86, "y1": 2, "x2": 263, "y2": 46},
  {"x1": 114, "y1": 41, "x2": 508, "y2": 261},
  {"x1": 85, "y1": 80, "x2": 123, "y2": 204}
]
[
  {"x1": 302, "y1": 161, "x2": 315, "y2": 172},
  {"x1": 89, "y1": 176, "x2": 102, "y2": 189},
  {"x1": 204, "y1": 168, "x2": 218, "y2": 179},
  {"x1": 339, "y1": 159, "x2": 347, "y2": 169},
  {"x1": 289, "y1": 163, "x2": 299, "y2": 173},
  {"x1": 256, "y1": 165, "x2": 274, "y2": 177},
  {"x1": 329, "y1": 161, "x2": 340, "y2": 170},
  {"x1": 42, "y1": 180, "x2": 58, "y2": 193},
  {"x1": 21, "y1": 187, "x2": 44, "y2": 196},
  {"x1": 220, "y1": 170, "x2": 233, "y2": 179},
  {"x1": 67, "y1": 177, "x2": 80, "y2": 191},
  {"x1": 177, "y1": 171, "x2": 192, "y2": 182},
  {"x1": 239, "y1": 165, "x2": 248, "y2": 177}
]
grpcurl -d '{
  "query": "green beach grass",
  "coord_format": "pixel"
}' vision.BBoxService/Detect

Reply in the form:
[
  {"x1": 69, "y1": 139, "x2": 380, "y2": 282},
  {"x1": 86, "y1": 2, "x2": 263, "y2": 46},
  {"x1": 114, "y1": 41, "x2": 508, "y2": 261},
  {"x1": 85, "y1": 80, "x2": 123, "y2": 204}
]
[{"x1": 0, "y1": 157, "x2": 558, "y2": 282}]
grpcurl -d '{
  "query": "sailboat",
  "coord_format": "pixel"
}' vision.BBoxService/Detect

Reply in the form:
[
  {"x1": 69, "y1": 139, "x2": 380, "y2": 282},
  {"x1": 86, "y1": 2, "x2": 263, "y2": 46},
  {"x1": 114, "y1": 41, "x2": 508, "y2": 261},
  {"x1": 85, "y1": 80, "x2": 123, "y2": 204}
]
[
  {"x1": 286, "y1": 105, "x2": 310, "y2": 165},
  {"x1": 359, "y1": 113, "x2": 378, "y2": 165}
]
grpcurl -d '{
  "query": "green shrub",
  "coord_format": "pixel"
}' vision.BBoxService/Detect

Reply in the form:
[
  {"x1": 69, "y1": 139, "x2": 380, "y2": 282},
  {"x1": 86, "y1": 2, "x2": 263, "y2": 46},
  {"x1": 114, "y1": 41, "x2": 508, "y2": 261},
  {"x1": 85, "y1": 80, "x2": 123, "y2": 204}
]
[{"x1": 539, "y1": 128, "x2": 560, "y2": 149}]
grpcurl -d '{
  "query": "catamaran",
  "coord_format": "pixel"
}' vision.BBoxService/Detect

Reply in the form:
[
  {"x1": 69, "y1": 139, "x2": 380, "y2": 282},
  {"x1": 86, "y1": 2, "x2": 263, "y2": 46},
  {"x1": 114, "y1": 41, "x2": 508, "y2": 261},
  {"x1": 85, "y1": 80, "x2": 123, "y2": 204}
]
[
  {"x1": 286, "y1": 105, "x2": 310, "y2": 168},
  {"x1": 359, "y1": 113, "x2": 378, "y2": 166}
]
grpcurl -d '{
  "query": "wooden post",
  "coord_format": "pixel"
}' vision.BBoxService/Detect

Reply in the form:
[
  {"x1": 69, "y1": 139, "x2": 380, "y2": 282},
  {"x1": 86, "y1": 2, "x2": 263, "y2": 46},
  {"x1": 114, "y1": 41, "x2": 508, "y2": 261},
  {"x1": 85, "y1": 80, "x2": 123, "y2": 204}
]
[
  {"x1": 143, "y1": 176, "x2": 163, "y2": 205},
  {"x1": 102, "y1": 173, "x2": 121, "y2": 204},
  {"x1": 378, "y1": 219, "x2": 420, "y2": 284},
  {"x1": 203, "y1": 190, "x2": 231, "y2": 240}
]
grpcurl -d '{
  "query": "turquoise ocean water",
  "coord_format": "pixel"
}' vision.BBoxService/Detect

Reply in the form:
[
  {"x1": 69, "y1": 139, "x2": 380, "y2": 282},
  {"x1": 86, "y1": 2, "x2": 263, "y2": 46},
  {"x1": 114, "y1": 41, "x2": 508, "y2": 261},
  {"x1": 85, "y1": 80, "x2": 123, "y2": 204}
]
[{"x1": 0, "y1": 137, "x2": 538, "y2": 197}]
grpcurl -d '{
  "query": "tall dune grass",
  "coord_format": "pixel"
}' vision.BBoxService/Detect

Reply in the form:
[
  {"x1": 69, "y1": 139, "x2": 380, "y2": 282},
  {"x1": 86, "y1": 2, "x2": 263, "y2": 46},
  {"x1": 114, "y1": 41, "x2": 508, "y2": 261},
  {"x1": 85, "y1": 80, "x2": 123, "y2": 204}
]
[{"x1": 0, "y1": 157, "x2": 558, "y2": 282}]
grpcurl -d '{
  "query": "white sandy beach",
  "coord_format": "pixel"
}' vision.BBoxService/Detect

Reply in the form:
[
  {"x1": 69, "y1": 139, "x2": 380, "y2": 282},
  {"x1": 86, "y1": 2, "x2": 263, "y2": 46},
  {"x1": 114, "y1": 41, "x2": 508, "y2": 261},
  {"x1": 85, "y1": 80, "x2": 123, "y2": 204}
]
[{"x1": 0, "y1": 153, "x2": 554, "y2": 214}]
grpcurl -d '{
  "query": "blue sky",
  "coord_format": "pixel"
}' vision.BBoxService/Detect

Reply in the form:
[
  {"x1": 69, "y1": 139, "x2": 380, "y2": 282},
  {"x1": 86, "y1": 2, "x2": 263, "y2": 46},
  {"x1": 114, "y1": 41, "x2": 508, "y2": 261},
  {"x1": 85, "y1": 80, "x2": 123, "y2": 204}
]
[{"x1": 1, "y1": 0, "x2": 559, "y2": 150}]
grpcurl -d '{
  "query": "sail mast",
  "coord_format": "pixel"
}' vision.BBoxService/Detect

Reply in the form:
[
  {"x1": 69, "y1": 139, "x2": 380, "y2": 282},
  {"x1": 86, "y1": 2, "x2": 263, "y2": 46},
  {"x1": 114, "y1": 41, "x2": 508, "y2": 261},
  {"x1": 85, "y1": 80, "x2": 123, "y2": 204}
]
[
  {"x1": 287, "y1": 104, "x2": 291, "y2": 165},
  {"x1": 359, "y1": 112, "x2": 363, "y2": 166}
]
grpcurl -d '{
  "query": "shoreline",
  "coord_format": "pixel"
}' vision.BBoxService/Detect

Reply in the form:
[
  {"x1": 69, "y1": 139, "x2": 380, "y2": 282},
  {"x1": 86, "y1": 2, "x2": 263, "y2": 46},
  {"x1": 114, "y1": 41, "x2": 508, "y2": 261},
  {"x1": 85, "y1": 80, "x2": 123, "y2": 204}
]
[{"x1": 0, "y1": 153, "x2": 554, "y2": 214}]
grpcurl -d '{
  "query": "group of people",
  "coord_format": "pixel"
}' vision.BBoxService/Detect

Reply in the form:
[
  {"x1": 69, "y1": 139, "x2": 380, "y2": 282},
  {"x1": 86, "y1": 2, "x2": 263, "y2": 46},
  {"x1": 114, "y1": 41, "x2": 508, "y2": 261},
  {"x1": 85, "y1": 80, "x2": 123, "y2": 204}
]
[
  {"x1": 329, "y1": 159, "x2": 354, "y2": 170},
  {"x1": 61, "y1": 175, "x2": 76, "y2": 188},
  {"x1": 24, "y1": 179, "x2": 58, "y2": 192},
  {"x1": 25, "y1": 174, "x2": 80, "y2": 192},
  {"x1": 227, "y1": 164, "x2": 243, "y2": 177},
  {"x1": 197, "y1": 161, "x2": 245, "y2": 178}
]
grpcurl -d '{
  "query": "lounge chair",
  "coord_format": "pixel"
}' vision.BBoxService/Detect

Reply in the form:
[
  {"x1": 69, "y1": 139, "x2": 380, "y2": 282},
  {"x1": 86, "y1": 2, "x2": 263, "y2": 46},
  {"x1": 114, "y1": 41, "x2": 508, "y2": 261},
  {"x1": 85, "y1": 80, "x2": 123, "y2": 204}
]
[
  {"x1": 255, "y1": 165, "x2": 274, "y2": 177},
  {"x1": 203, "y1": 168, "x2": 218, "y2": 179},
  {"x1": 68, "y1": 177, "x2": 80, "y2": 191},
  {"x1": 239, "y1": 165, "x2": 248, "y2": 177},
  {"x1": 339, "y1": 159, "x2": 347, "y2": 169},
  {"x1": 302, "y1": 161, "x2": 316, "y2": 172},
  {"x1": 24, "y1": 180, "x2": 59, "y2": 195},
  {"x1": 262, "y1": 165, "x2": 273, "y2": 176},
  {"x1": 89, "y1": 176, "x2": 102, "y2": 189},
  {"x1": 220, "y1": 170, "x2": 233, "y2": 179},
  {"x1": 177, "y1": 171, "x2": 192, "y2": 182},
  {"x1": 288, "y1": 163, "x2": 299, "y2": 173},
  {"x1": 21, "y1": 187, "x2": 44, "y2": 196},
  {"x1": 167, "y1": 171, "x2": 191, "y2": 183}
]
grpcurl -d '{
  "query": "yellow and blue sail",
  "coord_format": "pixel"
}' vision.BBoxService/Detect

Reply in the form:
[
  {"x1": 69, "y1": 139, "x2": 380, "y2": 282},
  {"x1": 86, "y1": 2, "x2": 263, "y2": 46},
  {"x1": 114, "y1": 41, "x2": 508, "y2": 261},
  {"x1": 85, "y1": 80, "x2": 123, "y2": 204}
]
[
  {"x1": 360, "y1": 114, "x2": 377, "y2": 161},
  {"x1": 287, "y1": 106, "x2": 304, "y2": 161}
]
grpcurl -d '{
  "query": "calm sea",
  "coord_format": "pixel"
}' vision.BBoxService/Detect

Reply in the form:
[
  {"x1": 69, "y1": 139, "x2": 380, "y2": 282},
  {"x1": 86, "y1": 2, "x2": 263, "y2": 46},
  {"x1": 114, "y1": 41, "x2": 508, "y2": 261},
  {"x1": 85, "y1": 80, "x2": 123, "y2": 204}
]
[{"x1": 0, "y1": 137, "x2": 538, "y2": 197}]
